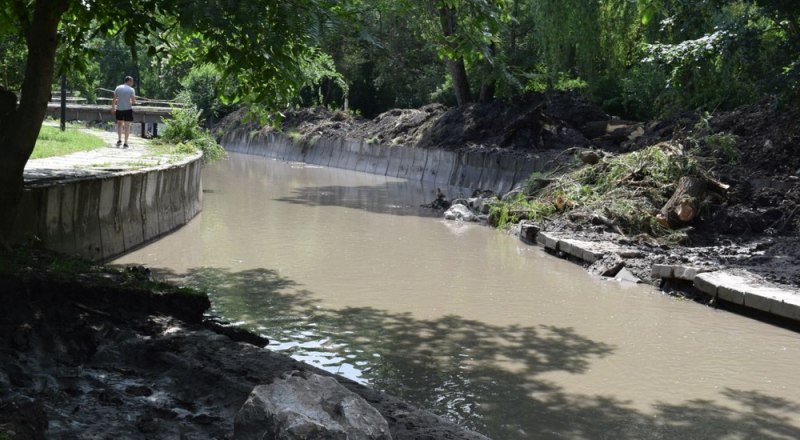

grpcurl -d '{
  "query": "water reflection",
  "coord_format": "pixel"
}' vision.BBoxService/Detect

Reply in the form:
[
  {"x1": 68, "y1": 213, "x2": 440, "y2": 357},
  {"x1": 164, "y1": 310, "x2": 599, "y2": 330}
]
[
  {"x1": 273, "y1": 181, "x2": 471, "y2": 218},
  {"x1": 154, "y1": 266, "x2": 800, "y2": 440}
]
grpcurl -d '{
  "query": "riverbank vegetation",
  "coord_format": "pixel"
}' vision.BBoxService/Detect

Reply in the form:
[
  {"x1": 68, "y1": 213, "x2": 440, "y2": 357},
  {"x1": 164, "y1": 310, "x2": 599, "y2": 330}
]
[
  {"x1": 155, "y1": 104, "x2": 226, "y2": 162},
  {"x1": 491, "y1": 144, "x2": 705, "y2": 239}
]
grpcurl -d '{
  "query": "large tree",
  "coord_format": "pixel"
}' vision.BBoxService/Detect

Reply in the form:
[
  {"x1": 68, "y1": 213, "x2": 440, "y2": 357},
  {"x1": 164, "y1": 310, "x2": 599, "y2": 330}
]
[{"x1": 0, "y1": 0, "x2": 333, "y2": 243}]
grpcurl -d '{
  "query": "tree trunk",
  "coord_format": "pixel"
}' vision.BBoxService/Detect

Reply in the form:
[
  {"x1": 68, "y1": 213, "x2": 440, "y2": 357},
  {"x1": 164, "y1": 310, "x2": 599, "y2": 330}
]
[
  {"x1": 478, "y1": 42, "x2": 497, "y2": 103},
  {"x1": 479, "y1": 80, "x2": 495, "y2": 102},
  {"x1": 0, "y1": 0, "x2": 67, "y2": 243},
  {"x1": 447, "y1": 58, "x2": 472, "y2": 106},
  {"x1": 657, "y1": 176, "x2": 707, "y2": 229},
  {"x1": 439, "y1": 3, "x2": 472, "y2": 106}
]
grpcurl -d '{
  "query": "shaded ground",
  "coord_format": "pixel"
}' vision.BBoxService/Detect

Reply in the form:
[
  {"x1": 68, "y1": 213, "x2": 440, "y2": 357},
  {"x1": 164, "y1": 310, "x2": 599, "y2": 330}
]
[
  {"x1": 218, "y1": 94, "x2": 800, "y2": 289},
  {"x1": 0, "y1": 248, "x2": 491, "y2": 440}
]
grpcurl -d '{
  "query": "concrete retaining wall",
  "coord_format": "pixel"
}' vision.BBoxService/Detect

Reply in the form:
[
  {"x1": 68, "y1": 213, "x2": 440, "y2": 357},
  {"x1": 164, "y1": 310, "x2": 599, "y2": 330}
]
[
  {"x1": 12, "y1": 154, "x2": 203, "y2": 261},
  {"x1": 221, "y1": 130, "x2": 551, "y2": 194}
]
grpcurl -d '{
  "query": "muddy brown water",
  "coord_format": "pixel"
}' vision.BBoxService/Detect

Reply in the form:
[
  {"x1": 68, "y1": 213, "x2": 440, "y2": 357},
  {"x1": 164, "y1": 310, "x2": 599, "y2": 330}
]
[{"x1": 113, "y1": 153, "x2": 800, "y2": 439}]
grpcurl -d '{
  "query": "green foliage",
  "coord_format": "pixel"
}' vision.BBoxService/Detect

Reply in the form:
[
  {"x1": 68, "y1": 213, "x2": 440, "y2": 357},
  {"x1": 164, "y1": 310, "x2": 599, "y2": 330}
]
[
  {"x1": 4, "y1": 0, "x2": 800, "y2": 155},
  {"x1": 180, "y1": 64, "x2": 235, "y2": 123},
  {"x1": 160, "y1": 105, "x2": 226, "y2": 162},
  {"x1": 490, "y1": 195, "x2": 557, "y2": 228},
  {"x1": 702, "y1": 132, "x2": 741, "y2": 163},
  {"x1": 0, "y1": 34, "x2": 25, "y2": 91}
]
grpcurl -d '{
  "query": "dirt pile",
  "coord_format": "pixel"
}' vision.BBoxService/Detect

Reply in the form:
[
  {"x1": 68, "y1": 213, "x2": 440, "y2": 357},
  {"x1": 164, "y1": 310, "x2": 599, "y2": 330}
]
[{"x1": 219, "y1": 92, "x2": 643, "y2": 153}]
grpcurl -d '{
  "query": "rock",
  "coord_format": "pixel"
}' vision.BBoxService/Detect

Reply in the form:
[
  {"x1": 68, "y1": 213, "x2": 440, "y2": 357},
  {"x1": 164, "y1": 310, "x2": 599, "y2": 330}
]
[
  {"x1": 234, "y1": 372, "x2": 392, "y2": 440},
  {"x1": 519, "y1": 221, "x2": 541, "y2": 243},
  {"x1": 0, "y1": 396, "x2": 48, "y2": 440},
  {"x1": 204, "y1": 320, "x2": 270, "y2": 347},
  {"x1": 580, "y1": 120, "x2": 608, "y2": 139},
  {"x1": 468, "y1": 197, "x2": 493, "y2": 215},
  {"x1": 478, "y1": 198, "x2": 494, "y2": 215},
  {"x1": 124, "y1": 385, "x2": 153, "y2": 397},
  {"x1": 578, "y1": 150, "x2": 601, "y2": 165},
  {"x1": 588, "y1": 253, "x2": 625, "y2": 277},
  {"x1": 614, "y1": 268, "x2": 641, "y2": 284},
  {"x1": 11, "y1": 324, "x2": 32, "y2": 350},
  {"x1": 444, "y1": 204, "x2": 478, "y2": 222}
]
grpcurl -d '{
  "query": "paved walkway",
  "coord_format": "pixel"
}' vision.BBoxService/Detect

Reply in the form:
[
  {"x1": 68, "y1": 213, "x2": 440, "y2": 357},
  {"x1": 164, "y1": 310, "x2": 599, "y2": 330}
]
[{"x1": 24, "y1": 126, "x2": 183, "y2": 186}]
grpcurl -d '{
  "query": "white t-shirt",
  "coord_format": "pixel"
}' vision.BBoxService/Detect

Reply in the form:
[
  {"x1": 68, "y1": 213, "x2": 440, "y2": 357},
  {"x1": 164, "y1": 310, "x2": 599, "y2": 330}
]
[{"x1": 114, "y1": 84, "x2": 135, "y2": 111}]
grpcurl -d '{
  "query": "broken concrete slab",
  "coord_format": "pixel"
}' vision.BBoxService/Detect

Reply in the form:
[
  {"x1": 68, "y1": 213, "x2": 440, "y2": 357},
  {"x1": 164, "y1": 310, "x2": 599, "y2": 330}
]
[
  {"x1": 652, "y1": 264, "x2": 712, "y2": 281},
  {"x1": 536, "y1": 232, "x2": 641, "y2": 266},
  {"x1": 589, "y1": 253, "x2": 625, "y2": 277}
]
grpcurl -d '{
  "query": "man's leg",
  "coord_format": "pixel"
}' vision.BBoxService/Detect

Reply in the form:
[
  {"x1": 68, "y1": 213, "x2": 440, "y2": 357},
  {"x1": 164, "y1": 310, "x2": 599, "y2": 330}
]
[
  {"x1": 116, "y1": 120, "x2": 123, "y2": 146},
  {"x1": 124, "y1": 120, "x2": 131, "y2": 146}
]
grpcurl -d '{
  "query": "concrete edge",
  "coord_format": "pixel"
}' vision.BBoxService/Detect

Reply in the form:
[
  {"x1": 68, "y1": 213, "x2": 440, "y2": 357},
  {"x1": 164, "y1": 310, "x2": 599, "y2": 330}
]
[
  {"x1": 221, "y1": 129, "x2": 546, "y2": 194},
  {"x1": 537, "y1": 233, "x2": 800, "y2": 323},
  {"x1": 24, "y1": 151, "x2": 203, "y2": 189},
  {"x1": 15, "y1": 154, "x2": 203, "y2": 262}
]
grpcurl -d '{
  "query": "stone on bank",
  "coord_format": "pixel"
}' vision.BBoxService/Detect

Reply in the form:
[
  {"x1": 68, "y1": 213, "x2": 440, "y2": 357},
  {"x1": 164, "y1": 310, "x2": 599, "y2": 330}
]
[{"x1": 234, "y1": 372, "x2": 393, "y2": 440}]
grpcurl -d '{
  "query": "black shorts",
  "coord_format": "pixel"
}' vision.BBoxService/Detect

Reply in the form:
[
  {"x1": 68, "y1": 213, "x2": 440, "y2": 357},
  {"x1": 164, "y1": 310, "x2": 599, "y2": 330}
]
[{"x1": 115, "y1": 109, "x2": 134, "y2": 121}]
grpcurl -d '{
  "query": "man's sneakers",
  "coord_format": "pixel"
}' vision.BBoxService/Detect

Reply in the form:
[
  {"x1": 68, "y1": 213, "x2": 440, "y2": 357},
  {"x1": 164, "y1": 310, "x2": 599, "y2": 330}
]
[
  {"x1": 123, "y1": 144, "x2": 129, "y2": 149},
  {"x1": 116, "y1": 140, "x2": 122, "y2": 147}
]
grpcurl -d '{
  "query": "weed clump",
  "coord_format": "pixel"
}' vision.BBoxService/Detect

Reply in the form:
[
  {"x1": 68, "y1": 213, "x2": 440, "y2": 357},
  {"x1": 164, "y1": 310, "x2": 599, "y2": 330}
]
[{"x1": 159, "y1": 105, "x2": 226, "y2": 162}]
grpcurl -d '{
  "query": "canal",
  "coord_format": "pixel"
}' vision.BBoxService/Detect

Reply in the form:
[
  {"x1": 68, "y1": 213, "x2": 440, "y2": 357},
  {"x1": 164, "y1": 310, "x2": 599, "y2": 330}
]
[{"x1": 113, "y1": 153, "x2": 800, "y2": 439}]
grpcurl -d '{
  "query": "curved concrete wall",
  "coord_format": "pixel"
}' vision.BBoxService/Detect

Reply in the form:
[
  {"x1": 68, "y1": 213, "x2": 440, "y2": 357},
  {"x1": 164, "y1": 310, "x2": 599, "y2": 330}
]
[
  {"x1": 13, "y1": 154, "x2": 203, "y2": 261},
  {"x1": 221, "y1": 130, "x2": 553, "y2": 194}
]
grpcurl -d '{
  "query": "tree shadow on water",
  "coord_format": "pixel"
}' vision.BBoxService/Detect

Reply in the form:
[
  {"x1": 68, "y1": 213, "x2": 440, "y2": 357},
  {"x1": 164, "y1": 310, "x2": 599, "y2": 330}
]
[
  {"x1": 155, "y1": 266, "x2": 800, "y2": 440},
  {"x1": 272, "y1": 180, "x2": 471, "y2": 218}
]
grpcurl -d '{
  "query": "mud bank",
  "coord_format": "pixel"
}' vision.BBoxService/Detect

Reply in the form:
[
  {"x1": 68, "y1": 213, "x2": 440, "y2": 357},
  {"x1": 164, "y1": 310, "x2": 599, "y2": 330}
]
[{"x1": 0, "y1": 251, "x2": 490, "y2": 440}]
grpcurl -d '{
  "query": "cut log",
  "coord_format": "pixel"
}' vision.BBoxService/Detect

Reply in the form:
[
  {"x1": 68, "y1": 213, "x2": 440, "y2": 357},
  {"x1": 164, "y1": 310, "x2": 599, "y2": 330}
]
[{"x1": 658, "y1": 176, "x2": 707, "y2": 228}]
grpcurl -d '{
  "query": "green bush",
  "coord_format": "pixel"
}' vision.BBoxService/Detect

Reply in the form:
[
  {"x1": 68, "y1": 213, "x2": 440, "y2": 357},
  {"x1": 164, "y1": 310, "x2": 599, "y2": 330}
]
[{"x1": 160, "y1": 105, "x2": 225, "y2": 162}]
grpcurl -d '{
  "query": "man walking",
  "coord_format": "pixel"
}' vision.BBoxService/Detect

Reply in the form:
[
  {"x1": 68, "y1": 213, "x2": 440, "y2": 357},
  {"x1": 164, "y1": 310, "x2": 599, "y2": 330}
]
[{"x1": 111, "y1": 76, "x2": 136, "y2": 148}]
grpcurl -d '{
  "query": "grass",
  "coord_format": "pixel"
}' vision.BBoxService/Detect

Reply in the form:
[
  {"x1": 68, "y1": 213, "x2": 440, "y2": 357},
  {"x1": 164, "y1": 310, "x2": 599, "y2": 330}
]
[{"x1": 31, "y1": 125, "x2": 106, "y2": 159}]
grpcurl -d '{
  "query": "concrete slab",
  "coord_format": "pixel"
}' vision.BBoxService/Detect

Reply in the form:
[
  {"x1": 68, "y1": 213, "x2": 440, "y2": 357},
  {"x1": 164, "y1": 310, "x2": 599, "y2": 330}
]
[
  {"x1": 651, "y1": 264, "x2": 711, "y2": 281},
  {"x1": 120, "y1": 174, "x2": 144, "y2": 252},
  {"x1": 537, "y1": 232, "x2": 560, "y2": 250},
  {"x1": 141, "y1": 171, "x2": 160, "y2": 242},
  {"x1": 478, "y1": 151, "x2": 502, "y2": 192},
  {"x1": 73, "y1": 180, "x2": 104, "y2": 261},
  {"x1": 694, "y1": 270, "x2": 800, "y2": 318},
  {"x1": 98, "y1": 178, "x2": 126, "y2": 260},
  {"x1": 435, "y1": 150, "x2": 457, "y2": 187},
  {"x1": 385, "y1": 145, "x2": 404, "y2": 177},
  {"x1": 494, "y1": 153, "x2": 518, "y2": 194},
  {"x1": 408, "y1": 148, "x2": 429, "y2": 182},
  {"x1": 456, "y1": 150, "x2": 485, "y2": 189}
]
